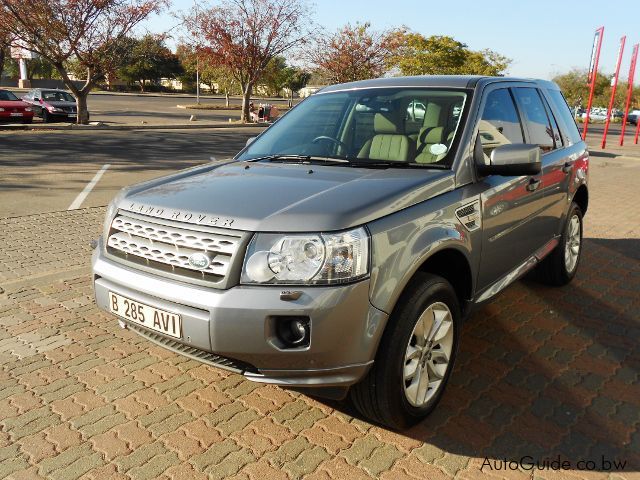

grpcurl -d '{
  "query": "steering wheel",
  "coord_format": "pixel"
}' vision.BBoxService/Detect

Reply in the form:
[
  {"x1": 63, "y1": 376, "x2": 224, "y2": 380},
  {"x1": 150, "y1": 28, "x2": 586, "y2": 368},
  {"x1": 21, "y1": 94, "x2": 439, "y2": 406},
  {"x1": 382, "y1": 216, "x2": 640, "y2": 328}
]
[{"x1": 311, "y1": 136, "x2": 348, "y2": 150}]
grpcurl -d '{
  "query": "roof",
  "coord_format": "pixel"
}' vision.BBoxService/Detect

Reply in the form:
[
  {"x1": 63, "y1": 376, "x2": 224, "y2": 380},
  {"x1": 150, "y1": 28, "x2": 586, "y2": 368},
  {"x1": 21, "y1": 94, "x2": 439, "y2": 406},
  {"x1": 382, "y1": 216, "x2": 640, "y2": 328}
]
[{"x1": 318, "y1": 75, "x2": 559, "y2": 93}]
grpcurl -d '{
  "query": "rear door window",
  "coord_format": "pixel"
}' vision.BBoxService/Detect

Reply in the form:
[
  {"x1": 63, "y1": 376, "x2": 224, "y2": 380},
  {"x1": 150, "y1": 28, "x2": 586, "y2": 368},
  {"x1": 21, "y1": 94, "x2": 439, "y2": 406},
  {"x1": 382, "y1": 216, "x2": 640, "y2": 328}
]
[
  {"x1": 546, "y1": 89, "x2": 583, "y2": 145},
  {"x1": 512, "y1": 87, "x2": 555, "y2": 153}
]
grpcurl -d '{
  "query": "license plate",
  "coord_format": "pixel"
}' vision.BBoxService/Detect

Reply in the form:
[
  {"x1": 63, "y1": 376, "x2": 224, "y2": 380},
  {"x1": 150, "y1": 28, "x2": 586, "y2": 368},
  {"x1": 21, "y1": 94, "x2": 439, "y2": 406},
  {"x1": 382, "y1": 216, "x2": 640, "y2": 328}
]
[
  {"x1": 68, "y1": 114, "x2": 77, "y2": 117},
  {"x1": 10, "y1": 112, "x2": 22, "y2": 117},
  {"x1": 108, "y1": 292, "x2": 182, "y2": 338}
]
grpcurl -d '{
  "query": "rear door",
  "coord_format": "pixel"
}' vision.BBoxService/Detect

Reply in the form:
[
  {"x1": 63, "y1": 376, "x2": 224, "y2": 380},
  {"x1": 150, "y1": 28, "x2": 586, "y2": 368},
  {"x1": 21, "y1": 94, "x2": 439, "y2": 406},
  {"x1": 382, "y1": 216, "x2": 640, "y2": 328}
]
[{"x1": 475, "y1": 85, "x2": 548, "y2": 290}]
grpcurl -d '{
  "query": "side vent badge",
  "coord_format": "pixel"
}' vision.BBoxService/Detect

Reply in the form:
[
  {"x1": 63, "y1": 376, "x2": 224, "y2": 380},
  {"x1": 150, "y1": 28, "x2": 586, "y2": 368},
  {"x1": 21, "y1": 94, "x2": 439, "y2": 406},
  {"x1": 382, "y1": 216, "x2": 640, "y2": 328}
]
[{"x1": 456, "y1": 201, "x2": 481, "y2": 232}]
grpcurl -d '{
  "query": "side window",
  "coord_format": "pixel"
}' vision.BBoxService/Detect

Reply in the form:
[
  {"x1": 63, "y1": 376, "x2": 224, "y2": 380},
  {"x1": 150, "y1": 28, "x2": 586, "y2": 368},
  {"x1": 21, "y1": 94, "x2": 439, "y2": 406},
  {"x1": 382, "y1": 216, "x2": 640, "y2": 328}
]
[
  {"x1": 546, "y1": 89, "x2": 583, "y2": 145},
  {"x1": 478, "y1": 88, "x2": 524, "y2": 157},
  {"x1": 541, "y1": 93, "x2": 563, "y2": 147},
  {"x1": 512, "y1": 87, "x2": 555, "y2": 153}
]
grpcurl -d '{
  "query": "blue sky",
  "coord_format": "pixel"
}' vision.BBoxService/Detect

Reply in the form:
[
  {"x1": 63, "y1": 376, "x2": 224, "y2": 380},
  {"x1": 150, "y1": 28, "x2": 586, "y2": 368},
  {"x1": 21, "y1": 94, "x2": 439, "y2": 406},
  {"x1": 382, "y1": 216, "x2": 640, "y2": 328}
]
[{"x1": 140, "y1": 0, "x2": 640, "y2": 82}]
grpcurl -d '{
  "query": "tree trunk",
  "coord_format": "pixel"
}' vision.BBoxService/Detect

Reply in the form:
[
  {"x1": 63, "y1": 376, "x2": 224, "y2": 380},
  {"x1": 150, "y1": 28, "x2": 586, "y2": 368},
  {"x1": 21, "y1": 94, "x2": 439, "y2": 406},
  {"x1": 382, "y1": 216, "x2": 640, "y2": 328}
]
[
  {"x1": 76, "y1": 92, "x2": 90, "y2": 125},
  {"x1": 241, "y1": 83, "x2": 252, "y2": 122},
  {"x1": 139, "y1": 80, "x2": 145, "y2": 93},
  {"x1": 225, "y1": 91, "x2": 229, "y2": 108},
  {"x1": 0, "y1": 48, "x2": 5, "y2": 80}
]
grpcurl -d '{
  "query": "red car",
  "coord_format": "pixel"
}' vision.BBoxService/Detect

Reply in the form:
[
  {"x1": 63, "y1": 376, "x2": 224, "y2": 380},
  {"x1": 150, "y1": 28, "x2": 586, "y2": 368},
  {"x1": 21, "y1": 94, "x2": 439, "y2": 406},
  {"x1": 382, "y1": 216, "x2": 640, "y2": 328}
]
[{"x1": 0, "y1": 89, "x2": 34, "y2": 124}]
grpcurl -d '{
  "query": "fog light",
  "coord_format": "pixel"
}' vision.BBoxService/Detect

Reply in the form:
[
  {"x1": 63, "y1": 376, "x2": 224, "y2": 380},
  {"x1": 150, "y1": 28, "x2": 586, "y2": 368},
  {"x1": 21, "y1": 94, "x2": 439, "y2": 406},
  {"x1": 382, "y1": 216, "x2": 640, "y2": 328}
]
[{"x1": 276, "y1": 316, "x2": 310, "y2": 348}]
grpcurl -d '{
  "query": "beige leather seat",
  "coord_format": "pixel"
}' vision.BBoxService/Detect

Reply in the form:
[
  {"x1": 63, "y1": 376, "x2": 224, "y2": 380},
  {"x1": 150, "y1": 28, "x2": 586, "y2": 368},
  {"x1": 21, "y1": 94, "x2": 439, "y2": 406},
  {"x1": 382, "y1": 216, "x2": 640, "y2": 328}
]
[
  {"x1": 414, "y1": 126, "x2": 445, "y2": 163},
  {"x1": 358, "y1": 111, "x2": 414, "y2": 162}
]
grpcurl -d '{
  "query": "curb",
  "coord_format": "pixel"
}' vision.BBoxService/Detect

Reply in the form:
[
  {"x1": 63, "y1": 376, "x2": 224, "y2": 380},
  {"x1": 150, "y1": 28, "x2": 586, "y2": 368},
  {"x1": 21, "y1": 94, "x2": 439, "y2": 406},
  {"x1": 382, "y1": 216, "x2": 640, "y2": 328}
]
[{"x1": 0, "y1": 122, "x2": 269, "y2": 132}]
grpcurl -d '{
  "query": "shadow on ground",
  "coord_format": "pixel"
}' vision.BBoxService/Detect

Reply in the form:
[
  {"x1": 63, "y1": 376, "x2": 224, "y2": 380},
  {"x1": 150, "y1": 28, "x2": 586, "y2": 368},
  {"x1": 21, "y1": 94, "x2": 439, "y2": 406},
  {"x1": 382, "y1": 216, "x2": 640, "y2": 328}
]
[{"x1": 319, "y1": 238, "x2": 640, "y2": 472}]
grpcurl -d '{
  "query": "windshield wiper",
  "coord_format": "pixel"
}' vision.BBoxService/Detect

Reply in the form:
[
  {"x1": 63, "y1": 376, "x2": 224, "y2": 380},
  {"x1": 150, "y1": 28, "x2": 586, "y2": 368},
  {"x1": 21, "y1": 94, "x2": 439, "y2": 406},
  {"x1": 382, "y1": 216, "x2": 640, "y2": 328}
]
[
  {"x1": 245, "y1": 155, "x2": 350, "y2": 164},
  {"x1": 347, "y1": 161, "x2": 448, "y2": 169}
]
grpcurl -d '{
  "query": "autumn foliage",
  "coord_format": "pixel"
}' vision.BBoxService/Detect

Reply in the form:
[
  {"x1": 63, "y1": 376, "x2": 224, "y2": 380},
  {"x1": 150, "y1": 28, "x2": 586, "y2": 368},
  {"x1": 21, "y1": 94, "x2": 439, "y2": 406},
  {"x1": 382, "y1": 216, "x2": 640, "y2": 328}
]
[
  {"x1": 186, "y1": 0, "x2": 311, "y2": 121},
  {"x1": 309, "y1": 23, "x2": 394, "y2": 84},
  {"x1": 0, "y1": 0, "x2": 166, "y2": 123}
]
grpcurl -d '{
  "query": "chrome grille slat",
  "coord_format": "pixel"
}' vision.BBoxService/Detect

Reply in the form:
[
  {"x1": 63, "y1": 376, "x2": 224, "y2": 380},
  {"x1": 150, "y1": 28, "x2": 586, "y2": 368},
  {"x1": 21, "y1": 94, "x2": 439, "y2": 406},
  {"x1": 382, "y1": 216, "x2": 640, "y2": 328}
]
[
  {"x1": 108, "y1": 231, "x2": 231, "y2": 276},
  {"x1": 107, "y1": 212, "x2": 242, "y2": 285},
  {"x1": 112, "y1": 215, "x2": 238, "y2": 254}
]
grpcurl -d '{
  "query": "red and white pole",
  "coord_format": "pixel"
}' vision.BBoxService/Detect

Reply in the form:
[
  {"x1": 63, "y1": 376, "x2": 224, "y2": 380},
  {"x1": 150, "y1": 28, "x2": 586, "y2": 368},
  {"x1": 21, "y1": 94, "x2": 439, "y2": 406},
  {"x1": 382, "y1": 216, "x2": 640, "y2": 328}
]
[
  {"x1": 620, "y1": 44, "x2": 638, "y2": 146},
  {"x1": 583, "y1": 27, "x2": 604, "y2": 140},
  {"x1": 601, "y1": 36, "x2": 626, "y2": 149}
]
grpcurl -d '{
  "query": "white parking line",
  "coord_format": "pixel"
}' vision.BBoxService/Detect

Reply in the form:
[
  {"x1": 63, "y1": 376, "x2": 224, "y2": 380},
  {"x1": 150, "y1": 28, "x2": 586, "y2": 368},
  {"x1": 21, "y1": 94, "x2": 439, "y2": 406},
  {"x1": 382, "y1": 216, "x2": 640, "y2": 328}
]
[{"x1": 67, "y1": 164, "x2": 111, "y2": 210}]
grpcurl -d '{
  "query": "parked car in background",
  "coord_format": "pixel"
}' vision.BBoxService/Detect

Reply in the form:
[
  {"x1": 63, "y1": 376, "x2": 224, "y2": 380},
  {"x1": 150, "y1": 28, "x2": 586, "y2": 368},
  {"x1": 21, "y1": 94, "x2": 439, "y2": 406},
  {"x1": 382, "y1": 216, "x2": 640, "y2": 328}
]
[
  {"x1": 0, "y1": 89, "x2": 34, "y2": 124},
  {"x1": 21, "y1": 89, "x2": 82, "y2": 123},
  {"x1": 627, "y1": 110, "x2": 640, "y2": 125}
]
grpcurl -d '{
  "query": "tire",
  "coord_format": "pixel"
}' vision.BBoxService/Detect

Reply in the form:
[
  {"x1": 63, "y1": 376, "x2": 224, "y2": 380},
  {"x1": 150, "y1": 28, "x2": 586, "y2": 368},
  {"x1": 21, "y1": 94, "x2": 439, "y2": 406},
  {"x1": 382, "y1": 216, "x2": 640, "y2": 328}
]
[
  {"x1": 350, "y1": 272, "x2": 461, "y2": 430},
  {"x1": 22, "y1": 118, "x2": 33, "y2": 124},
  {"x1": 42, "y1": 110, "x2": 50, "y2": 123},
  {"x1": 535, "y1": 201, "x2": 583, "y2": 286}
]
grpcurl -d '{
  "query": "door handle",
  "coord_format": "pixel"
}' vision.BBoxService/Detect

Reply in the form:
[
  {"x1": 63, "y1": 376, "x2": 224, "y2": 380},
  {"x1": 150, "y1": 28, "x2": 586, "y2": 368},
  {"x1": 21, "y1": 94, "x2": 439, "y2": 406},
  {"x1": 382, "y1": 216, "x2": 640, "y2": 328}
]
[
  {"x1": 562, "y1": 162, "x2": 573, "y2": 174},
  {"x1": 526, "y1": 178, "x2": 541, "y2": 192}
]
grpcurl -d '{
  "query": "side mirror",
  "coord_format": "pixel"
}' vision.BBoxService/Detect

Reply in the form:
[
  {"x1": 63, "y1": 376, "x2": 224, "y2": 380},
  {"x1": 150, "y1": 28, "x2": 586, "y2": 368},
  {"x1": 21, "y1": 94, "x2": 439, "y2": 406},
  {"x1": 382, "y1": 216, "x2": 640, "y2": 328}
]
[
  {"x1": 475, "y1": 135, "x2": 541, "y2": 176},
  {"x1": 245, "y1": 137, "x2": 256, "y2": 147}
]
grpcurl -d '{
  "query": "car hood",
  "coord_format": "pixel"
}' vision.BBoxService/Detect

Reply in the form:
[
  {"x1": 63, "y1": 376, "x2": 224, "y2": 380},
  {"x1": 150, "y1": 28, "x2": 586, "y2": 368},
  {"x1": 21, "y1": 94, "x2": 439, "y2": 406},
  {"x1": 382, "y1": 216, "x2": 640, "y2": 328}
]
[
  {"x1": 46, "y1": 101, "x2": 76, "y2": 107},
  {"x1": 118, "y1": 161, "x2": 456, "y2": 232}
]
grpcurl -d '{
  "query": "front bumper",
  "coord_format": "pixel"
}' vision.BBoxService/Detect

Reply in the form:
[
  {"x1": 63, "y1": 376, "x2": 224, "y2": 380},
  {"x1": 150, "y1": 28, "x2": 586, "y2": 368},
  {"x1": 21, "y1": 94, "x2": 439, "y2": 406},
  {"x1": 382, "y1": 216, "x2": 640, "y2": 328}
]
[{"x1": 92, "y1": 240, "x2": 388, "y2": 387}]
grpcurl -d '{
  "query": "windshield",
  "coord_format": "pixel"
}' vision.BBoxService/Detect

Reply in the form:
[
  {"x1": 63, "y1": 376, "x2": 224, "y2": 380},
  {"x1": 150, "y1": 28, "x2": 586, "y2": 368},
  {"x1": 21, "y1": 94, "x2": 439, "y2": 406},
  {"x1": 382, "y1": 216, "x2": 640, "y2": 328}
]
[
  {"x1": 42, "y1": 91, "x2": 75, "y2": 102},
  {"x1": 237, "y1": 87, "x2": 468, "y2": 168},
  {"x1": 0, "y1": 90, "x2": 19, "y2": 101}
]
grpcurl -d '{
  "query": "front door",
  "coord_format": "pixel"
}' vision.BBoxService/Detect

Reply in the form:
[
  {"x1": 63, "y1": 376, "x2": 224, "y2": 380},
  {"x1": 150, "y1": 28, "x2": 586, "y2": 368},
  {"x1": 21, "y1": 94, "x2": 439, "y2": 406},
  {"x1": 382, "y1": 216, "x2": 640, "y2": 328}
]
[{"x1": 475, "y1": 86, "x2": 548, "y2": 291}]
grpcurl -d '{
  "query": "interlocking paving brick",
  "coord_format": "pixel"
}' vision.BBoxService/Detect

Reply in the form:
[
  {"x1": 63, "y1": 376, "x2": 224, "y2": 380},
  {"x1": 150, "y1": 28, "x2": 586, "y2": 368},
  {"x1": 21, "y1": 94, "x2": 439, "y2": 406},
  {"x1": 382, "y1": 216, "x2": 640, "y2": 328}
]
[{"x1": 1, "y1": 153, "x2": 640, "y2": 479}]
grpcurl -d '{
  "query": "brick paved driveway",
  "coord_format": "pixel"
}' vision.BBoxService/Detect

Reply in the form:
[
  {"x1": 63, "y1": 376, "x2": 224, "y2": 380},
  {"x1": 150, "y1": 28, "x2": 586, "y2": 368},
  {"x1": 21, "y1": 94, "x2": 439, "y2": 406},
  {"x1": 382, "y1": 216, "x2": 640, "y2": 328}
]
[{"x1": 0, "y1": 154, "x2": 638, "y2": 479}]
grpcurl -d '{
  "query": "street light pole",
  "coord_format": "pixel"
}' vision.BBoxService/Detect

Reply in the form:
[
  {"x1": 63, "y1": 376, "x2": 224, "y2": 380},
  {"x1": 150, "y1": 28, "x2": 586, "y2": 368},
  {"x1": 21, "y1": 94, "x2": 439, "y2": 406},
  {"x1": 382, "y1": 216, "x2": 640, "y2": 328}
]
[{"x1": 194, "y1": 0, "x2": 200, "y2": 104}]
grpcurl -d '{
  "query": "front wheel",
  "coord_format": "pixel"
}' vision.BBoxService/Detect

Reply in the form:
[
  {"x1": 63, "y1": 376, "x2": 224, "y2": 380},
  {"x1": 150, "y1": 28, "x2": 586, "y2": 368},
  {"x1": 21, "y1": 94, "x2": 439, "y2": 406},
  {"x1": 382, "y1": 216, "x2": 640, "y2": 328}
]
[
  {"x1": 535, "y1": 201, "x2": 583, "y2": 286},
  {"x1": 350, "y1": 273, "x2": 460, "y2": 429},
  {"x1": 42, "y1": 110, "x2": 50, "y2": 123}
]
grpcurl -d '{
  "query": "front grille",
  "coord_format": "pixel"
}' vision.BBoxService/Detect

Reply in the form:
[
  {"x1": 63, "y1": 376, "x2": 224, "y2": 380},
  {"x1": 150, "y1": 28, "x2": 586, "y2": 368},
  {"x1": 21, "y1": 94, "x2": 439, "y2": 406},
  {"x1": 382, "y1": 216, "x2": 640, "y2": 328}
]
[
  {"x1": 61, "y1": 106, "x2": 76, "y2": 113},
  {"x1": 126, "y1": 322, "x2": 258, "y2": 374},
  {"x1": 106, "y1": 212, "x2": 244, "y2": 287}
]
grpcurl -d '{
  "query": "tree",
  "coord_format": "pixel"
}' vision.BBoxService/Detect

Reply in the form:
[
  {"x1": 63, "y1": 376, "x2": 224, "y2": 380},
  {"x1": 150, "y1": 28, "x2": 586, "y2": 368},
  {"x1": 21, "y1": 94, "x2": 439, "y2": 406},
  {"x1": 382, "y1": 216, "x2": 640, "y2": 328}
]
[
  {"x1": 0, "y1": 0, "x2": 165, "y2": 123},
  {"x1": 0, "y1": 33, "x2": 9, "y2": 79},
  {"x1": 553, "y1": 68, "x2": 640, "y2": 112},
  {"x1": 119, "y1": 35, "x2": 183, "y2": 92},
  {"x1": 176, "y1": 43, "x2": 239, "y2": 101},
  {"x1": 282, "y1": 67, "x2": 310, "y2": 106},
  {"x1": 186, "y1": 0, "x2": 312, "y2": 122},
  {"x1": 309, "y1": 23, "x2": 393, "y2": 84},
  {"x1": 388, "y1": 32, "x2": 511, "y2": 77},
  {"x1": 260, "y1": 56, "x2": 288, "y2": 96}
]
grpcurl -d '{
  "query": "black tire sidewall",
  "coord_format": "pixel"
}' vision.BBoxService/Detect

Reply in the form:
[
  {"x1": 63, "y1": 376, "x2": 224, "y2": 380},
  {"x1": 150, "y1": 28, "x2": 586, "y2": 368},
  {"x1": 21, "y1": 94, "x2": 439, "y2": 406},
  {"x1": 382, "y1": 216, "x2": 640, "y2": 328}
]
[
  {"x1": 561, "y1": 202, "x2": 583, "y2": 281},
  {"x1": 377, "y1": 274, "x2": 461, "y2": 427}
]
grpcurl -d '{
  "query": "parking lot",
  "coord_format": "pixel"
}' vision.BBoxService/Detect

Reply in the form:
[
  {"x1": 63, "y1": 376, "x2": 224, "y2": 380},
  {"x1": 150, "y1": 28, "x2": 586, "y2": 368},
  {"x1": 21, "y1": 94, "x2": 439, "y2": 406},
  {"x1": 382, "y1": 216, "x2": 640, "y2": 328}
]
[{"x1": 0, "y1": 129, "x2": 639, "y2": 479}]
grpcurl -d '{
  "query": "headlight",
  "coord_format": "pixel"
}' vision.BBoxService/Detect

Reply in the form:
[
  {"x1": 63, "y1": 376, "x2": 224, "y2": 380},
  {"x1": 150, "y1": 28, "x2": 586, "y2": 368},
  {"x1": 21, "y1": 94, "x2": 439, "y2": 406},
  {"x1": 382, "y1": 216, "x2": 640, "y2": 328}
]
[
  {"x1": 24, "y1": 107, "x2": 32, "y2": 112},
  {"x1": 49, "y1": 107, "x2": 63, "y2": 112},
  {"x1": 242, "y1": 227, "x2": 369, "y2": 285}
]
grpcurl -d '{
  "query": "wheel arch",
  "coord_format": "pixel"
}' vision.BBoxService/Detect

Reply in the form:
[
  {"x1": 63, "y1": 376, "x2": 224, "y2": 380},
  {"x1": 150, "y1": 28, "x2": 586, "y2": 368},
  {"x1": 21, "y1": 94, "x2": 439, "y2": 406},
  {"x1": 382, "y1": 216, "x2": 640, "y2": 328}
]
[
  {"x1": 386, "y1": 246, "x2": 474, "y2": 320},
  {"x1": 572, "y1": 184, "x2": 588, "y2": 215}
]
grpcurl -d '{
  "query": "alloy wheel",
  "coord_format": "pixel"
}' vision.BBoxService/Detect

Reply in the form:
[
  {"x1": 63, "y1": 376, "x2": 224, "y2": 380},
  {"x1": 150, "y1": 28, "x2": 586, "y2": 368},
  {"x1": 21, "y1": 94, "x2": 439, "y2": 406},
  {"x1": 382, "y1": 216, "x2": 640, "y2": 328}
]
[{"x1": 403, "y1": 302, "x2": 454, "y2": 407}]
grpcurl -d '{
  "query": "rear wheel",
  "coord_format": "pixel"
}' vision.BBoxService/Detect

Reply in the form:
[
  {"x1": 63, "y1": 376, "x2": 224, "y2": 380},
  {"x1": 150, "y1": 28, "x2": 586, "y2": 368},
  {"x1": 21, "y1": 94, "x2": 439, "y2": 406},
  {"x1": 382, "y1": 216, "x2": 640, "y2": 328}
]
[
  {"x1": 350, "y1": 273, "x2": 460, "y2": 429},
  {"x1": 22, "y1": 117, "x2": 33, "y2": 124},
  {"x1": 535, "y1": 201, "x2": 583, "y2": 286}
]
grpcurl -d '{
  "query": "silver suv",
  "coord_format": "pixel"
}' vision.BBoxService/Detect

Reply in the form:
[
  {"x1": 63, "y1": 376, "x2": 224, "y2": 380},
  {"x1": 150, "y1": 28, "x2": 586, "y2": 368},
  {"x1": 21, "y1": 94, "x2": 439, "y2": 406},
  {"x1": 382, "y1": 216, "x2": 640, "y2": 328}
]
[{"x1": 93, "y1": 76, "x2": 589, "y2": 429}]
